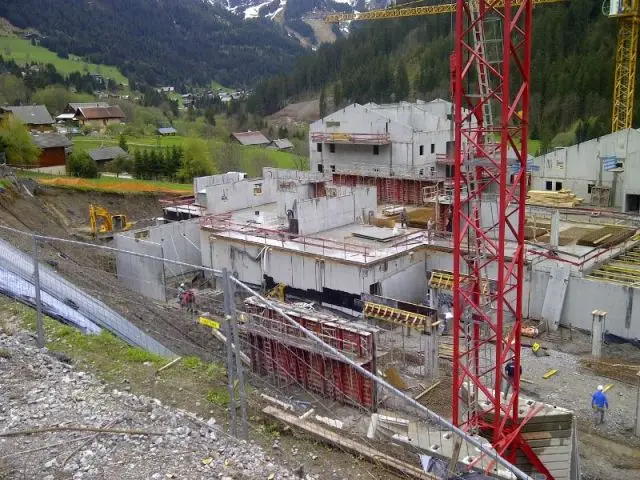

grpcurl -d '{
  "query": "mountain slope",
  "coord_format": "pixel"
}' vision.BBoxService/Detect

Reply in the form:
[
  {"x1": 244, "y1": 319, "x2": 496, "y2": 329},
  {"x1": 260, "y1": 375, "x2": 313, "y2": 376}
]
[
  {"x1": 0, "y1": 0, "x2": 303, "y2": 87},
  {"x1": 250, "y1": 0, "x2": 640, "y2": 148}
]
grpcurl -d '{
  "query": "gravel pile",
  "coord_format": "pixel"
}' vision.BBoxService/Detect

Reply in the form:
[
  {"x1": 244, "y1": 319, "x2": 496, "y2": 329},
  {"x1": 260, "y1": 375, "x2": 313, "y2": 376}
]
[{"x1": 0, "y1": 330, "x2": 300, "y2": 480}]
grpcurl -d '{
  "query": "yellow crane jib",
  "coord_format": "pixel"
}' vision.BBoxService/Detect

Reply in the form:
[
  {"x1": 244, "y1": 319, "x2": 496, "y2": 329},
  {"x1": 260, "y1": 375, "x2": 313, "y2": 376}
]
[
  {"x1": 324, "y1": 0, "x2": 565, "y2": 23},
  {"x1": 88, "y1": 204, "x2": 133, "y2": 237}
]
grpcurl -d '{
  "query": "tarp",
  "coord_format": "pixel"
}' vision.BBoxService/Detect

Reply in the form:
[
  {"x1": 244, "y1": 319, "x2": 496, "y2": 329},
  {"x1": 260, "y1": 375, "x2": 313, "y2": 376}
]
[{"x1": 0, "y1": 266, "x2": 101, "y2": 334}]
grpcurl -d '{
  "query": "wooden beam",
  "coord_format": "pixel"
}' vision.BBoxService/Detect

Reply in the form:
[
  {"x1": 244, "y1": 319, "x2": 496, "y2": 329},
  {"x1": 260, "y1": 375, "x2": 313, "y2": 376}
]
[
  {"x1": 414, "y1": 381, "x2": 441, "y2": 401},
  {"x1": 262, "y1": 406, "x2": 437, "y2": 480}
]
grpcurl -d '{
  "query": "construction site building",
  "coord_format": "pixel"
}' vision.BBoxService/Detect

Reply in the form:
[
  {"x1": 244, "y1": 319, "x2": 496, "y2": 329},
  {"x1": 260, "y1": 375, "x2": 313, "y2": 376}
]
[{"x1": 531, "y1": 128, "x2": 640, "y2": 211}]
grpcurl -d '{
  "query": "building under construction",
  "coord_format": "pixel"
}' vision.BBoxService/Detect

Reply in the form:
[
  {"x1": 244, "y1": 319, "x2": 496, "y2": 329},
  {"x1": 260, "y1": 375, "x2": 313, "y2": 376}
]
[{"x1": 111, "y1": 102, "x2": 640, "y2": 480}]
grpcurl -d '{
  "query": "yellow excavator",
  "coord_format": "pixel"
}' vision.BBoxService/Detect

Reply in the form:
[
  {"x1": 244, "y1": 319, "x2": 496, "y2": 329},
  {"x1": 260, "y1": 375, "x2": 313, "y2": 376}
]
[{"x1": 88, "y1": 204, "x2": 133, "y2": 239}]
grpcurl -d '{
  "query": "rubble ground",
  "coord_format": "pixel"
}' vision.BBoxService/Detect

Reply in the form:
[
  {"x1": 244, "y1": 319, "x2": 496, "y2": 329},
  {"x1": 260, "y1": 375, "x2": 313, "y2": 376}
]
[{"x1": 0, "y1": 299, "x2": 396, "y2": 480}]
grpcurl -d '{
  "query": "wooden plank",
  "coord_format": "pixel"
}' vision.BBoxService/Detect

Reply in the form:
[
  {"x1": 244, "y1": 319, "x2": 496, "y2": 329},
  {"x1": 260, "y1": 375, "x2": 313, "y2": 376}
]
[
  {"x1": 543, "y1": 368, "x2": 558, "y2": 379},
  {"x1": 262, "y1": 406, "x2": 437, "y2": 480},
  {"x1": 414, "y1": 381, "x2": 441, "y2": 401}
]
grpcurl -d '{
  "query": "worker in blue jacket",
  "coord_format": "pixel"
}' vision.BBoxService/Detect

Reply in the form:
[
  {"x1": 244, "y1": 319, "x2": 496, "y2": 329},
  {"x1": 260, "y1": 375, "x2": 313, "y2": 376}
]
[
  {"x1": 592, "y1": 385, "x2": 609, "y2": 424},
  {"x1": 503, "y1": 358, "x2": 521, "y2": 399}
]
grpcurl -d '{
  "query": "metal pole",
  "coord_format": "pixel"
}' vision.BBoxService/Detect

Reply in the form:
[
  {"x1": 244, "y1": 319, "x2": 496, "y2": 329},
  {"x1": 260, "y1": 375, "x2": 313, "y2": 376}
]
[
  {"x1": 224, "y1": 268, "x2": 248, "y2": 440},
  {"x1": 222, "y1": 268, "x2": 237, "y2": 437},
  {"x1": 32, "y1": 235, "x2": 44, "y2": 348}
]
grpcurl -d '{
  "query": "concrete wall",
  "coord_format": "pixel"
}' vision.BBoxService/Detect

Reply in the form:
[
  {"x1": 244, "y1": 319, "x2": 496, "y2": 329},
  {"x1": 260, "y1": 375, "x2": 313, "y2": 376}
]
[
  {"x1": 203, "y1": 235, "x2": 428, "y2": 303},
  {"x1": 309, "y1": 103, "x2": 451, "y2": 177},
  {"x1": 143, "y1": 220, "x2": 201, "y2": 278},
  {"x1": 114, "y1": 234, "x2": 166, "y2": 302},
  {"x1": 204, "y1": 177, "x2": 277, "y2": 214},
  {"x1": 193, "y1": 172, "x2": 246, "y2": 196},
  {"x1": 294, "y1": 186, "x2": 377, "y2": 235},
  {"x1": 531, "y1": 129, "x2": 640, "y2": 210}
]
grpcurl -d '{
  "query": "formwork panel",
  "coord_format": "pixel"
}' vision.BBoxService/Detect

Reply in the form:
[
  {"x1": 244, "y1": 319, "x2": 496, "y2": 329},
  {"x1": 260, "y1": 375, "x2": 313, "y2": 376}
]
[{"x1": 243, "y1": 299, "x2": 376, "y2": 409}]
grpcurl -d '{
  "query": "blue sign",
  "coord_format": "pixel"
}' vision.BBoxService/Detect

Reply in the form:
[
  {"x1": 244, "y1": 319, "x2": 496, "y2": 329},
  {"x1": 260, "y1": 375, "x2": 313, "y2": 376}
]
[
  {"x1": 602, "y1": 156, "x2": 618, "y2": 171},
  {"x1": 510, "y1": 163, "x2": 540, "y2": 173}
]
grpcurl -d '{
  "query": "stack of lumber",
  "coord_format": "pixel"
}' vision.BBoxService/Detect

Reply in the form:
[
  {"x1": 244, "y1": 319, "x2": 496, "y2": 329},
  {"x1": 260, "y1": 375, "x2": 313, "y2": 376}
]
[
  {"x1": 526, "y1": 189, "x2": 583, "y2": 207},
  {"x1": 577, "y1": 225, "x2": 635, "y2": 248},
  {"x1": 383, "y1": 207, "x2": 436, "y2": 228},
  {"x1": 369, "y1": 216, "x2": 395, "y2": 228}
]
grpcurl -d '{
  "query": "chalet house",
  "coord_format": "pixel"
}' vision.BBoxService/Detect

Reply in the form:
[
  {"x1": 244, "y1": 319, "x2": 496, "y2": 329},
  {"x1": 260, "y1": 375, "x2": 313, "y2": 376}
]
[
  {"x1": 31, "y1": 133, "x2": 72, "y2": 168},
  {"x1": 1, "y1": 105, "x2": 54, "y2": 132},
  {"x1": 62, "y1": 102, "x2": 125, "y2": 132},
  {"x1": 157, "y1": 127, "x2": 177, "y2": 136},
  {"x1": 268, "y1": 138, "x2": 294, "y2": 151},
  {"x1": 88, "y1": 146, "x2": 129, "y2": 171},
  {"x1": 230, "y1": 131, "x2": 270, "y2": 147}
]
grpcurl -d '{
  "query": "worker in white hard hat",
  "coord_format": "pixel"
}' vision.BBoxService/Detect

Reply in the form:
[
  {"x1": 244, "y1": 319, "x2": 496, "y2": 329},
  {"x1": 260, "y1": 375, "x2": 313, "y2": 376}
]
[
  {"x1": 591, "y1": 385, "x2": 609, "y2": 425},
  {"x1": 178, "y1": 282, "x2": 186, "y2": 299}
]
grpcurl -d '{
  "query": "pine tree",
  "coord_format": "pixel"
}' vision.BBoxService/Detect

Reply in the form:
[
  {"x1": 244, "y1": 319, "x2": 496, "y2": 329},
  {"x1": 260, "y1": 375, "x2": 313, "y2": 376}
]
[
  {"x1": 333, "y1": 82, "x2": 342, "y2": 109},
  {"x1": 319, "y1": 87, "x2": 327, "y2": 118},
  {"x1": 394, "y1": 60, "x2": 410, "y2": 102}
]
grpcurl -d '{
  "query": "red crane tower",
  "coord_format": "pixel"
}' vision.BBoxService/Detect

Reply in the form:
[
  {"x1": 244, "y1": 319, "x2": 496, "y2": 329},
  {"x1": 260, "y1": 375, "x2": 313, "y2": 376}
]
[{"x1": 452, "y1": 0, "x2": 549, "y2": 475}]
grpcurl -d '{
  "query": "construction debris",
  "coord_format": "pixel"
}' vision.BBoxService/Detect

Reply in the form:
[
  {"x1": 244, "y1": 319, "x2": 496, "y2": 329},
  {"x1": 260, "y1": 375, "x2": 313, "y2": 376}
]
[
  {"x1": 260, "y1": 394, "x2": 294, "y2": 412},
  {"x1": 414, "y1": 381, "x2": 441, "y2": 401},
  {"x1": 526, "y1": 189, "x2": 583, "y2": 207},
  {"x1": 262, "y1": 406, "x2": 434, "y2": 480},
  {"x1": 543, "y1": 368, "x2": 559, "y2": 379},
  {"x1": 314, "y1": 415, "x2": 344, "y2": 430}
]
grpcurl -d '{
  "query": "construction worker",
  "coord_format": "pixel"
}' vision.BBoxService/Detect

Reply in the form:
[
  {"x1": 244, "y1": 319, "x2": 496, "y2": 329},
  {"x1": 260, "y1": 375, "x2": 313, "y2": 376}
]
[
  {"x1": 592, "y1": 385, "x2": 609, "y2": 425},
  {"x1": 400, "y1": 208, "x2": 408, "y2": 229},
  {"x1": 427, "y1": 217, "x2": 435, "y2": 244},
  {"x1": 503, "y1": 358, "x2": 521, "y2": 399},
  {"x1": 178, "y1": 282, "x2": 186, "y2": 297}
]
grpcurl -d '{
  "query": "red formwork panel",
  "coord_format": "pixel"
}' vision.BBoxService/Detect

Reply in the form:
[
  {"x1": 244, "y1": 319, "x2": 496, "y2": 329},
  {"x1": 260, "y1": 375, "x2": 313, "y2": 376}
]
[
  {"x1": 332, "y1": 174, "x2": 430, "y2": 206},
  {"x1": 243, "y1": 299, "x2": 376, "y2": 409}
]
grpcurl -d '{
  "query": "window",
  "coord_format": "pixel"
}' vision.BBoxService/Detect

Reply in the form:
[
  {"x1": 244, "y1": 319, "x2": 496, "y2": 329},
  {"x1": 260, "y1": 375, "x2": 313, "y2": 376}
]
[
  {"x1": 369, "y1": 282, "x2": 381, "y2": 295},
  {"x1": 626, "y1": 194, "x2": 640, "y2": 213},
  {"x1": 317, "y1": 143, "x2": 322, "y2": 152},
  {"x1": 555, "y1": 182, "x2": 563, "y2": 191},
  {"x1": 330, "y1": 165, "x2": 336, "y2": 172},
  {"x1": 317, "y1": 164, "x2": 324, "y2": 173},
  {"x1": 445, "y1": 165, "x2": 455, "y2": 178},
  {"x1": 419, "y1": 145, "x2": 424, "y2": 155},
  {"x1": 588, "y1": 183, "x2": 595, "y2": 194},
  {"x1": 431, "y1": 143, "x2": 435, "y2": 154},
  {"x1": 373, "y1": 145, "x2": 379, "y2": 155},
  {"x1": 329, "y1": 143, "x2": 335, "y2": 153},
  {"x1": 419, "y1": 168, "x2": 424, "y2": 176},
  {"x1": 253, "y1": 183, "x2": 263, "y2": 195},
  {"x1": 545, "y1": 181, "x2": 553, "y2": 191},
  {"x1": 326, "y1": 121, "x2": 340, "y2": 127}
]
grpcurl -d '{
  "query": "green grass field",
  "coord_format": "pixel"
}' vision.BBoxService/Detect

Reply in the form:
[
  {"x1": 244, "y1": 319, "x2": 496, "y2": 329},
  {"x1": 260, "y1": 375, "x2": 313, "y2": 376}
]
[{"x1": 0, "y1": 36, "x2": 128, "y2": 85}]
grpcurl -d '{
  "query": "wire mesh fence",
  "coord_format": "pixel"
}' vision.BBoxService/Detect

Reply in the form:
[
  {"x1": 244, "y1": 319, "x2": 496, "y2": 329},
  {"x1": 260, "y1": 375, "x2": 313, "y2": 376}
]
[{"x1": 0, "y1": 223, "x2": 532, "y2": 480}]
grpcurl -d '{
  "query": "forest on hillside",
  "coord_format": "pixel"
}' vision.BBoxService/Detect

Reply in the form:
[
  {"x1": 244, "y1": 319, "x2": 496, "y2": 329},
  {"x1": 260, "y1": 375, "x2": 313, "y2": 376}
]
[
  {"x1": 0, "y1": 0, "x2": 303, "y2": 87},
  {"x1": 249, "y1": 0, "x2": 639, "y2": 151}
]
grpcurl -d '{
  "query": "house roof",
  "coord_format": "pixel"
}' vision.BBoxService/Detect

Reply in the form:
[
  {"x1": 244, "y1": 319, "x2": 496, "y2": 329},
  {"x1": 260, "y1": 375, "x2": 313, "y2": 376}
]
[
  {"x1": 68, "y1": 102, "x2": 110, "y2": 110},
  {"x1": 157, "y1": 127, "x2": 177, "y2": 135},
  {"x1": 2, "y1": 105, "x2": 54, "y2": 125},
  {"x1": 76, "y1": 106, "x2": 125, "y2": 120},
  {"x1": 231, "y1": 131, "x2": 270, "y2": 146},
  {"x1": 31, "y1": 133, "x2": 72, "y2": 149},
  {"x1": 56, "y1": 113, "x2": 77, "y2": 120},
  {"x1": 88, "y1": 146, "x2": 128, "y2": 162},
  {"x1": 271, "y1": 138, "x2": 293, "y2": 149}
]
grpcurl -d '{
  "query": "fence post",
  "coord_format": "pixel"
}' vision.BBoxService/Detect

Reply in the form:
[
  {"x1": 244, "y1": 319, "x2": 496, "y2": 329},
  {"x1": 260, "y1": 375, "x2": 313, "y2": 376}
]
[
  {"x1": 222, "y1": 268, "x2": 237, "y2": 437},
  {"x1": 32, "y1": 235, "x2": 44, "y2": 348},
  {"x1": 224, "y1": 269, "x2": 249, "y2": 440}
]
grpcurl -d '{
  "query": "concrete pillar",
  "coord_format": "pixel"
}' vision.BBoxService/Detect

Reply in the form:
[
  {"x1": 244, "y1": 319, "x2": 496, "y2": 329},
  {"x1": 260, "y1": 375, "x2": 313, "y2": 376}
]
[
  {"x1": 550, "y1": 210, "x2": 560, "y2": 248},
  {"x1": 591, "y1": 310, "x2": 606, "y2": 358},
  {"x1": 424, "y1": 323, "x2": 440, "y2": 380}
]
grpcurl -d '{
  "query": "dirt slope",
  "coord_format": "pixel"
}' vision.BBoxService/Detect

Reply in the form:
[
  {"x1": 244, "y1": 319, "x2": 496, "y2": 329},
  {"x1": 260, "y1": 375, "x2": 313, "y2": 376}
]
[{"x1": 0, "y1": 186, "x2": 219, "y2": 360}]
